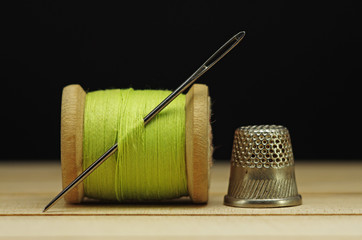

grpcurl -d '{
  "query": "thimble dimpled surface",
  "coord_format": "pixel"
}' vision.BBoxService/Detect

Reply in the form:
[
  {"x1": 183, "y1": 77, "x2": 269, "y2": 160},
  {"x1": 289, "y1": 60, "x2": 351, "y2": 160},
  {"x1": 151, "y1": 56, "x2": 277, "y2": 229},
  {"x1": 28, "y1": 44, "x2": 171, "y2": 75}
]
[
  {"x1": 224, "y1": 125, "x2": 302, "y2": 208},
  {"x1": 232, "y1": 125, "x2": 293, "y2": 169}
]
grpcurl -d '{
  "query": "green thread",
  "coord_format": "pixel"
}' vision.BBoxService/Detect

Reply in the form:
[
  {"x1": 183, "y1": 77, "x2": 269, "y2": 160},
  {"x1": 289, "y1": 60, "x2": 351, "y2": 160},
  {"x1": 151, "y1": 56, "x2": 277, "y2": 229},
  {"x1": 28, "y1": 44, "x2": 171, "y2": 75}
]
[{"x1": 83, "y1": 89, "x2": 188, "y2": 201}]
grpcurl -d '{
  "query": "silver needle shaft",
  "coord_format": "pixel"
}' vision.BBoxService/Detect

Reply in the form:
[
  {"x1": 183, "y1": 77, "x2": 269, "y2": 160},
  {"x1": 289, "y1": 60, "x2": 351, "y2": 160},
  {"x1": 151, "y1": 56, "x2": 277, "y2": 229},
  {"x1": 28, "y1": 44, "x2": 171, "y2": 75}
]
[{"x1": 43, "y1": 31, "x2": 245, "y2": 212}]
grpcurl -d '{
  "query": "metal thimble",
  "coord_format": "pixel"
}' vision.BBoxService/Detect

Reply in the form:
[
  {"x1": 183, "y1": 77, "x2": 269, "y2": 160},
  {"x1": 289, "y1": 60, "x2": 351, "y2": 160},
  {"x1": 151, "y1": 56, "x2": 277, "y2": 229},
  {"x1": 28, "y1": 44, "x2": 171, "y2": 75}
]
[{"x1": 224, "y1": 125, "x2": 302, "y2": 208}]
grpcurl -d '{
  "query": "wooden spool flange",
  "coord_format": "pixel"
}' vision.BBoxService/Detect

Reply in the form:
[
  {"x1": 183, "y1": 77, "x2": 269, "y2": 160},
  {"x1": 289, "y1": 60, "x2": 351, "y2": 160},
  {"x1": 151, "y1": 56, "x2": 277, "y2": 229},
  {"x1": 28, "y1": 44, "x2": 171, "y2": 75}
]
[{"x1": 61, "y1": 84, "x2": 212, "y2": 203}]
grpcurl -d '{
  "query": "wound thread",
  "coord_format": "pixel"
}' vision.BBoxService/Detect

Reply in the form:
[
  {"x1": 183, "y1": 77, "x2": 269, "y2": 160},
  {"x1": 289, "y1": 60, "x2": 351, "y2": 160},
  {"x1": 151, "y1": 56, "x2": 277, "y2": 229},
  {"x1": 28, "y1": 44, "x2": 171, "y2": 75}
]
[{"x1": 83, "y1": 89, "x2": 188, "y2": 201}]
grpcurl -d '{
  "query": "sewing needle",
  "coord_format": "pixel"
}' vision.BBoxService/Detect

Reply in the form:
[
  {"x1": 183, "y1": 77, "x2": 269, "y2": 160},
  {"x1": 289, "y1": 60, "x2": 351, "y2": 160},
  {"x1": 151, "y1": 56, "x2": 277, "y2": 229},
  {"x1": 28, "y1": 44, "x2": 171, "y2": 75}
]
[{"x1": 43, "y1": 31, "x2": 245, "y2": 212}]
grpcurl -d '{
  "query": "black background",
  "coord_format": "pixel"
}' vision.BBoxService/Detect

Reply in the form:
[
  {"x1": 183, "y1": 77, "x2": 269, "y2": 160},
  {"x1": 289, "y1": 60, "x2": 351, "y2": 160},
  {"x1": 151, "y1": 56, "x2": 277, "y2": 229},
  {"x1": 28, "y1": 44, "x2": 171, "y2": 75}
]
[{"x1": 1, "y1": 1, "x2": 361, "y2": 161}]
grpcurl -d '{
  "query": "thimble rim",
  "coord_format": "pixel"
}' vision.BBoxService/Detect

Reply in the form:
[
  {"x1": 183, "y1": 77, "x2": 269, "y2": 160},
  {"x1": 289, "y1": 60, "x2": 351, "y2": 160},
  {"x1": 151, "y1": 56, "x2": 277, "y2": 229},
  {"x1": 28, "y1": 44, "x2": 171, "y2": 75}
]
[{"x1": 223, "y1": 195, "x2": 302, "y2": 208}]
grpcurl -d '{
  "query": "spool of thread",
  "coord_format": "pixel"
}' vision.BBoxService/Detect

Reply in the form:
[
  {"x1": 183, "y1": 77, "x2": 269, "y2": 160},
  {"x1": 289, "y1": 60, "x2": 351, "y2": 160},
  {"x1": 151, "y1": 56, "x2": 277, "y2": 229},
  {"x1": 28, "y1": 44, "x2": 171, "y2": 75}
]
[{"x1": 61, "y1": 84, "x2": 212, "y2": 203}]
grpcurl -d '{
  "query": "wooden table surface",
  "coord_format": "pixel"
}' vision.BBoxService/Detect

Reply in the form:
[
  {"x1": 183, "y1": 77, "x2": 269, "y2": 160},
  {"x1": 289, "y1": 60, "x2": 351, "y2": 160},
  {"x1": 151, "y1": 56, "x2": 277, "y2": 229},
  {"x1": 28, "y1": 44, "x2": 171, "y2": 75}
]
[{"x1": 0, "y1": 160, "x2": 361, "y2": 239}]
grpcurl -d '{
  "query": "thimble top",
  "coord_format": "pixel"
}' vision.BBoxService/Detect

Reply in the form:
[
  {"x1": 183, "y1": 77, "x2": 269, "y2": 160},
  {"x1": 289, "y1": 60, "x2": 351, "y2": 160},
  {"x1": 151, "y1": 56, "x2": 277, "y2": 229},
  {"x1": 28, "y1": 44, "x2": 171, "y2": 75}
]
[{"x1": 232, "y1": 125, "x2": 294, "y2": 169}]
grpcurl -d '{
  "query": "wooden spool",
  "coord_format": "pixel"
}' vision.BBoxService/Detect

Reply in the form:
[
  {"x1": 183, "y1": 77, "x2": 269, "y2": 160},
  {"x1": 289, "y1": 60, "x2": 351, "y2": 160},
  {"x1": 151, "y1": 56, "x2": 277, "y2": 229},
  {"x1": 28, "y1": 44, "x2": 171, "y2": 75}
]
[{"x1": 61, "y1": 84, "x2": 212, "y2": 204}]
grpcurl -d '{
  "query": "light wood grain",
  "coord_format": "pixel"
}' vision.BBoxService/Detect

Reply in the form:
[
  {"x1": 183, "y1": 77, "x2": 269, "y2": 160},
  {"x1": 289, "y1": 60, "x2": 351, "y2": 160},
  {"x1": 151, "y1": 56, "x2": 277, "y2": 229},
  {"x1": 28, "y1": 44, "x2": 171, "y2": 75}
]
[
  {"x1": 61, "y1": 84, "x2": 85, "y2": 203},
  {"x1": 0, "y1": 160, "x2": 361, "y2": 238},
  {"x1": 186, "y1": 84, "x2": 210, "y2": 203},
  {"x1": 1, "y1": 216, "x2": 362, "y2": 239}
]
